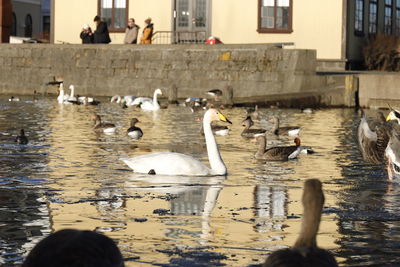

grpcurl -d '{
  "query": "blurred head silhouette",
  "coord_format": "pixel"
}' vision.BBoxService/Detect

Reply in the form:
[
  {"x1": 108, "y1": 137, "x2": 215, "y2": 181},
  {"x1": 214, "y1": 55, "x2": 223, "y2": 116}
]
[{"x1": 22, "y1": 229, "x2": 124, "y2": 267}]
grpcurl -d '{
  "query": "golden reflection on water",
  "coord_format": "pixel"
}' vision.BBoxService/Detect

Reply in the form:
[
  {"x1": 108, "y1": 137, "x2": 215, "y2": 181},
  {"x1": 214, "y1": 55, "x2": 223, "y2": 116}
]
[{"x1": 35, "y1": 102, "x2": 350, "y2": 266}]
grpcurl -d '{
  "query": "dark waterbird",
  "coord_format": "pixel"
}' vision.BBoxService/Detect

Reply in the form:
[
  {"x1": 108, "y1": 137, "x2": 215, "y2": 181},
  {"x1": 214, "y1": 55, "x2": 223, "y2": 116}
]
[
  {"x1": 263, "y1": 179, "x2": 338, "y2": 267},
  {"x1": 15, "y1": 129, "x2": 28, "y2": 144}
]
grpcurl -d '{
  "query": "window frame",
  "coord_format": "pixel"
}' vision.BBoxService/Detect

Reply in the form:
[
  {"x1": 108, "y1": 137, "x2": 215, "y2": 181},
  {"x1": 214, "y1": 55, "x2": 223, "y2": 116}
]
[
  {"x1": 257, "y1": 0, "x2": 293, "y2": 34},
  {"x1": 368, "y1": 0, "x2": 378, "y2": 35},
  {"x1": 354, "y1": 0, "x2": 364, "y2": 36},
  {"x1": 395, "y1": 0, "x2": 400, "y2": 35},
  {"x1": 97, "y1": 0, "x2": 129, "y2": 33},
  {"x1": 384, "y1": 0, "x2": 393, "y2": 34}
]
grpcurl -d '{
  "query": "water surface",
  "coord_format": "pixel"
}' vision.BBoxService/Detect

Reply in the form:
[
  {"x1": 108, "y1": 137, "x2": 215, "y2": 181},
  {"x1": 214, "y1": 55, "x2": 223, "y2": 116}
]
[{"x1": 0, "y1": 97, "x2": 398, "y2": 266}]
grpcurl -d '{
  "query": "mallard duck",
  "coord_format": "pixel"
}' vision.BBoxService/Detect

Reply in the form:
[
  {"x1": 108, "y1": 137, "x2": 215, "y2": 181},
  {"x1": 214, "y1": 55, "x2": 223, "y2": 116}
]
[
  {"x1": 120, "y1": 109, "x2": 232, "y2": 176},
  {"x1": 255, "y1": 135, "x2": 303, "y2": 161},
  {"x1": 127, "y1": 118, "x2": 143, "y2": 139},
  {"x1": 264, "y1": 179, "x2": 338, "y2": 267},
  {"x1": 269, "y1": 116, "x2": 301, "y2": 136},
  {"x1": 15, "y1": 129, "x2": 28, "y2": 144},
  {"x1": 241, "y1": 116, "x2": 267, "y2": 138},
  {"x1": 92, "y1": 115, "x2": 116, "y2": 134},
  {"x1": 139, "y1": 88, "x2": 163, "y2": 111}
]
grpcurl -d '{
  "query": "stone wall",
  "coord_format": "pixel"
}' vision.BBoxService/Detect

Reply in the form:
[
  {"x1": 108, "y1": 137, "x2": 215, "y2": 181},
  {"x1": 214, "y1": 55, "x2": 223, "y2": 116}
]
[
  {"x1": 358, "y1": 74, "x2": 400, "y2": 108},
  {"x1": 0, "y1": 43, "x2": 351, "y2": 106}
]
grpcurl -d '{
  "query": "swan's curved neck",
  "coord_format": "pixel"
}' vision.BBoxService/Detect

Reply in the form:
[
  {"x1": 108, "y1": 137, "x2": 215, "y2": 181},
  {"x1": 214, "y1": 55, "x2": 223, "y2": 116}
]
[
  {"x1": 294, "y1": 181, "x2": 324, "y2": 248},
  {"x1": 70, "y1": 86, "x2": 75, "y2": 98},
  {"x1": 153, "y1": 91, "x2": 160, "y2": 108},
  {"x1": 203, "y1": 118, "x2": 226, "y2": 175}
]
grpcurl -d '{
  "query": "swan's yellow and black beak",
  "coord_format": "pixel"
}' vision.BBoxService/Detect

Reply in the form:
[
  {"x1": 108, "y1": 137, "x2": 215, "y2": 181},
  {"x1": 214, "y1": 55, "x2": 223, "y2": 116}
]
[{"x1": 218, "y1": 113, "x2": 232, "y2": 124}]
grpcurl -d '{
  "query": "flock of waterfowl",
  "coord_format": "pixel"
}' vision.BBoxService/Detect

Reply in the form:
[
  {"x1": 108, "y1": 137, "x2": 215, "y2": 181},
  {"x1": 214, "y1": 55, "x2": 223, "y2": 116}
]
[{"x1": 11, "y1": 80, "x2": 400, "y2": 266}]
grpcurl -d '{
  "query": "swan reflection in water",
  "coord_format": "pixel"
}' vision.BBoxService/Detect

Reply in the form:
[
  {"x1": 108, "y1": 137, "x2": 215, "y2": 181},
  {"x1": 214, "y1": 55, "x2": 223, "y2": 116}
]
[{"x1": 125, "y1": 174, "x2": 225, "y2": 244}]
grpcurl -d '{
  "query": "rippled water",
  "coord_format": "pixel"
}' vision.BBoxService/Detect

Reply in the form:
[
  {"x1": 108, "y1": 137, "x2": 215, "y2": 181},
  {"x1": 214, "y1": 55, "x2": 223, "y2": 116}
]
[{"x1": 0, "y1": 96, "x2": 399, "y2": 266}]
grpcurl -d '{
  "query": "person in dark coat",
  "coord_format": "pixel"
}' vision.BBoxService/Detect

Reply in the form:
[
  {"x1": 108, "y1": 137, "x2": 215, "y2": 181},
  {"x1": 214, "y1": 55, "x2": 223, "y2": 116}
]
[
  {"x1": 80, "y1": 24, "x2": 93, "y2": 44},
  {"x1": 93, "y1": 15, "x2": 111, "y2": 44}
]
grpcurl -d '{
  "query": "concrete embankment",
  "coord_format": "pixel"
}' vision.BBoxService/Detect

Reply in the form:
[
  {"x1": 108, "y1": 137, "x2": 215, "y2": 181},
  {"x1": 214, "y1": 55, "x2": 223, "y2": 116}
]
[{"x1": 0, "y1": 43, "x2": 388, "y2": 108}]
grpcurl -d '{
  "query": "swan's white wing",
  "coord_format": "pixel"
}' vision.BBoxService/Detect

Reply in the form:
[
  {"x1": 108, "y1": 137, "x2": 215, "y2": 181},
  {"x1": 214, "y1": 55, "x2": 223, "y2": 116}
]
[
  {"x1": 120, "y1": 152, "x2": 211, "y2": 176},
  {"x1": 140, "y1": 101, "x2": 158, "y2": 111},
  {"x1": 131, "y1": 97, "x2": 152, "y2": 106}
]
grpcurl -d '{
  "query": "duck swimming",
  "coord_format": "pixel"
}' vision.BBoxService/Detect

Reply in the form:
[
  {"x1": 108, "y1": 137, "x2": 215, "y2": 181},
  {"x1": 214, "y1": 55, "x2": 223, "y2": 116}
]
[
  {"x1": 263, "y1": 179, "x2": 338, "y2": 267},
  {"x1": 92, "y1": 115, "x2": 116, "y2": 134},
  {"x1": 127, "y1": 118, "x2": 143, "y2": 139},
  {"x1": 269, "y1": 116, "x2": 301, "y2": 136},
  {"x1": 241, "y1": 116, "x2": 267, "y2": 138},
  {"x1": 120, "y1": 109, "x2": 232, "y2": 176},
  {"x1": 15, "y1": 129, "x2": 28, "y2": 144},
  {"x1": 255, "y1": 135, "x2": 303, "y2": 161}
]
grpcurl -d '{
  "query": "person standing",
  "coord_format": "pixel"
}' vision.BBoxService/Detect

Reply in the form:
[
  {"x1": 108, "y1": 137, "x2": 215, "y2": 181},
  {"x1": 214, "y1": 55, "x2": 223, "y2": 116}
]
[
  {"x1": 80, "y1": 24, "x2": 93, "y2": 44},
  {"x1": 140, "y1": 18, "x2": 153, "y2": 44},
  {"x1": 93, "y1": 15, "x2": 111, "y2": 44},
  {"x1": 124, "y1": 18, "x2": 139, "y2": 44}
]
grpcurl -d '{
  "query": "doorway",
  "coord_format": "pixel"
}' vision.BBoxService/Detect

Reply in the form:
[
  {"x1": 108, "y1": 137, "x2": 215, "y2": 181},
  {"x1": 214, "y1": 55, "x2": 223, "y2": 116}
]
[{"x1": 173, "y1": 0, "x2": 210, "y2": 43}]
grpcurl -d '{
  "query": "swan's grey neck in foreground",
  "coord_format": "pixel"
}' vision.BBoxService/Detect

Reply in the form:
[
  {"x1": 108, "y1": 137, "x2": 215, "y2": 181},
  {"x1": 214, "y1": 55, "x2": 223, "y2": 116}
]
[{"x1": 263, "y1": 179, "x2": 338, "y2": 267}]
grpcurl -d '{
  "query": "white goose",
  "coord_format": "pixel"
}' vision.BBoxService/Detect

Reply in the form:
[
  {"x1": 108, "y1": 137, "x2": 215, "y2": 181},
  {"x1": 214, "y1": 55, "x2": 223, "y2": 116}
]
[
  {"x1": 120, "y1": 108, "x2": 232, "y2": 176},
  {"x1": 139, "y1": 88, "x2": 163, "y2": 111}
]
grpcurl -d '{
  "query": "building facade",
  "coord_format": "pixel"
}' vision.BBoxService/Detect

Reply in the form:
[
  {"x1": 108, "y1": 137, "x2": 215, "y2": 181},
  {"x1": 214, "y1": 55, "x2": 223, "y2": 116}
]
[
  {"x1": 11, "y1": 0, "x2": 50, "y2": 39},
  {"x1": 51, "y1": 0, "x2": 400, "y2": 70}
]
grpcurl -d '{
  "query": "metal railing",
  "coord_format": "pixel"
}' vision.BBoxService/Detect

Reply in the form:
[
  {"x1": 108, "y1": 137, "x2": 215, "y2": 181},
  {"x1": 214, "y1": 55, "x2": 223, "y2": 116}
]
[{"x1": 152, "y1": 31, "x2": 207, "y2": 44}]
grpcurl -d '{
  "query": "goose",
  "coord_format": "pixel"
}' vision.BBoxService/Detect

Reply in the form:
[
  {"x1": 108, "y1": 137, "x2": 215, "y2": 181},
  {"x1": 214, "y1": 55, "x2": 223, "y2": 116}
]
[
  {"x1": 357, "y1": 111, "x2": 391, "y2": 164},
  {"x1": 139, "y1": 88, "x2": 163, "y2": 111},
  {"x1": 269, "y1": 116, "x2": 301, "y2": 136},
  {"x1": 263, "y1": 179, "x2": 338, "y2": 267},
  {"x1": 241, "y1": 116, "x2": 267, "y2": 138},
  {"x1": 120, "y1": 108, "x2": 232, "y2": 176},
  {"x1": 255, "y1": 135, "x2": 303, "y2": 161},
  {"x1": 246, "y1": 105, "x2": 259, "y2": 121},
  {"x1": 127, "y1": 118, "x2": 143, "y2": 139},
  {"x1": 92, "y1": 115, "x2": 116, "y2": 134},
  {"x1": 15, "y1": 129, "x2": 28, "y2": 144}
]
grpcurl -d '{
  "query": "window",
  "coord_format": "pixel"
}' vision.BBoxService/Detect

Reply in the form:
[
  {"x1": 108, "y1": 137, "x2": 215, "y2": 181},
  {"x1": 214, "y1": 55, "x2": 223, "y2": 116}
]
[
  {"x1": 354, "y1": 0, "x2": 364, "y2": 35},
  {"x1": 396, "y1": 0, "x2": 400, "y2": 35},
  {"x1": 98, "y1": 0, "x2": 128, "y2": 32},
  {"x1": 12, "y1": 13, "x2": 16, "y2": 36},
  {"x1": 385, "y1": 0, "x2": 393, "y2": 34},
  {"x1": 369, "y1": 0, "x2": 377, "y2": 34},
  {"x1": 258, "y1": 0, "x2": 293, "y2": 33},
  {"x1": 24, "y1": 14, "x2": 32, "y2": 37}
]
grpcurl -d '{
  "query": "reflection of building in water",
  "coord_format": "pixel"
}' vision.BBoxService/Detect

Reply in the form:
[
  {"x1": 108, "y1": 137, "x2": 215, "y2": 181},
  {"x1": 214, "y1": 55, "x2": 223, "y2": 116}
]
[{"x1": 253, "y1": 185, "x2": 287, "y2": 234}]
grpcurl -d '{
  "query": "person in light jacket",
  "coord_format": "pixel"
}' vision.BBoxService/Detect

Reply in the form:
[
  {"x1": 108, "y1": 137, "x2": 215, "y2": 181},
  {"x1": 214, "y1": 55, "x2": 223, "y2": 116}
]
[
  {"x1": 140, "y1": 18, "x2": 153, "y2": 44},
  {"x1": 124, "y1": 18, "x2": 139, "y2": 44},
  {"x1": 93, "y1": 15, "x2": 111, "y2": 44}
]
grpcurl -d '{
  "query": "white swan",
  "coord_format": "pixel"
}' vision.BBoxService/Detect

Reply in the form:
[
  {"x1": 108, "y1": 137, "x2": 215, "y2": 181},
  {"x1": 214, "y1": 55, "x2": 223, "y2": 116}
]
[
  {"x1": 57, "y1": 83, "x2": 70, "y2": 104},
  {"x1": 139, "y1": 88, "x2": 163, "y2": 111},
  {"x1": 69, "y1": 85, "x2": 98, "y2": 104},
  {"x1": 120, "y1": 108, "x2": 232, "y2": 176},
  {"x1": 111, "y1": 95, "x2": 136, "y2": 105}
]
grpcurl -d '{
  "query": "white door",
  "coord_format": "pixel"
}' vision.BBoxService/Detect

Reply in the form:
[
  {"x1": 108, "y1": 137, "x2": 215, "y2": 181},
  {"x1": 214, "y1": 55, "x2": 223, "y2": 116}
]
[{"x1": 174, "y1": 0, "x2": 210, "y2": 43}]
